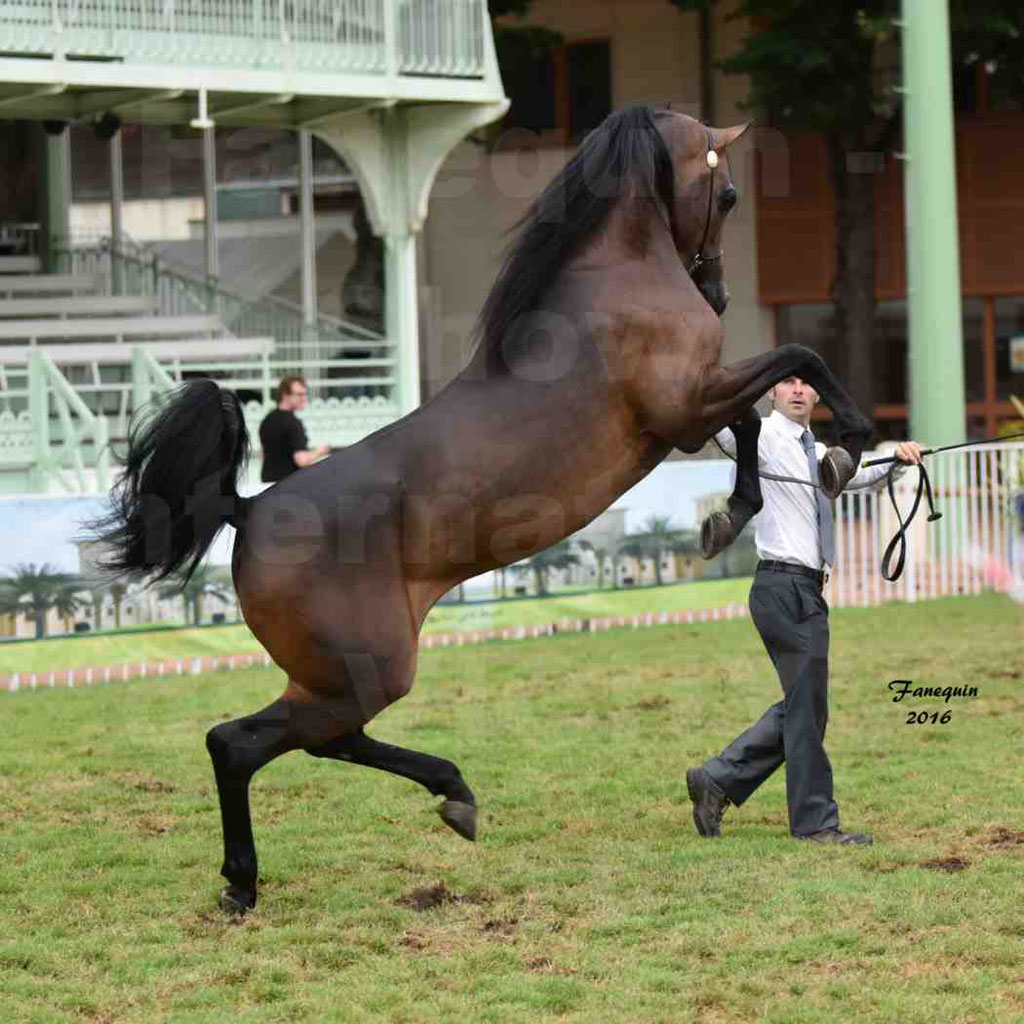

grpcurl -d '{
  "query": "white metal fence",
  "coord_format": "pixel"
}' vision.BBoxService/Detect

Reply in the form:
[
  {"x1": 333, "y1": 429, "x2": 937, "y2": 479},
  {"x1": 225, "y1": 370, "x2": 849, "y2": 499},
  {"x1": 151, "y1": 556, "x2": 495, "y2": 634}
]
[
  {"x1": 0, "y1": 0, "x2": 486, "y2": 77},
  {"x1": 825, "y1": 442, "x2": 1024, "y2": 608}
]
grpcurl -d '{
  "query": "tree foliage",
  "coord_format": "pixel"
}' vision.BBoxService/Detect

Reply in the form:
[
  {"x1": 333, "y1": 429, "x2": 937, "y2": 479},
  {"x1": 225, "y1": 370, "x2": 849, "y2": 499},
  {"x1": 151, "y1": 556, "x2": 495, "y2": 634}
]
[
  {"x1": 666, "y1": 1, "x2": 1023, "y2": 427},
  {"x1": 522, "y1": 540, "x2": 580, "y2": 596},
  {"x1": 0, "y1": 564, "x2": 83, "y2": 639},
  {"x1": 158, "y1": 563, "x2": 234, "y2": 626}
]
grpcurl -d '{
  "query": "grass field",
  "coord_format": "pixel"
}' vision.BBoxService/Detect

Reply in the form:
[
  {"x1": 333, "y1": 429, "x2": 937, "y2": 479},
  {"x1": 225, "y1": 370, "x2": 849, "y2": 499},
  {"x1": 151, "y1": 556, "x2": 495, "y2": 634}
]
[
  {"x1": 0, "y1": 577, "x2": 751, "y2": 676},
  {"x1": 0, "y1": 593, "x2": 1021, "y2": 1023}
]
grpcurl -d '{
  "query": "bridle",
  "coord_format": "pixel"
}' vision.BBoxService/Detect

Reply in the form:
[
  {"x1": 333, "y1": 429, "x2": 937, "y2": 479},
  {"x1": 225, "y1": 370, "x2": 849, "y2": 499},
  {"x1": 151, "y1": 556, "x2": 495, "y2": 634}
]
[{"x1": 687, "y1": 128, "x2": 724, "y2": 277}]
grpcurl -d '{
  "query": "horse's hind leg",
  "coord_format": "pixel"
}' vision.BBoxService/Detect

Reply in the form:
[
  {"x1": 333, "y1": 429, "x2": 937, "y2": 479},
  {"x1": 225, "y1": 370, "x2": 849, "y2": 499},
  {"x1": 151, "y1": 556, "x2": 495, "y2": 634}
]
[
  {"x1": 307, "y1": 729, "x2": 477, "y2": 840},
  {"x1": 205, "y1": 697, "x2": 302, "y2": 914},
  {"x1": 702, "y1": 406, "x2": 763, "y2": 558}
]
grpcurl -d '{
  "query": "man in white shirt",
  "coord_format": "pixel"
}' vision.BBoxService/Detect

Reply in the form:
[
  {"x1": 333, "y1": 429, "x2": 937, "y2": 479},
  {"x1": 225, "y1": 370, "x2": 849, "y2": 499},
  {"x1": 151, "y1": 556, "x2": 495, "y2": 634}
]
[{"x1": 686, "y1": 376, "x2": 923, "y2": 845}]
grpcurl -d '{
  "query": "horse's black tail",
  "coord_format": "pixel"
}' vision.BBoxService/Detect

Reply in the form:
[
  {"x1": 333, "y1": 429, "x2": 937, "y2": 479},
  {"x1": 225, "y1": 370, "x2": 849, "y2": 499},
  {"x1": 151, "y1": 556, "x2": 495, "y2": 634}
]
[{"x1": 87, "y1": 379, "x2": 250, "y2": 584}]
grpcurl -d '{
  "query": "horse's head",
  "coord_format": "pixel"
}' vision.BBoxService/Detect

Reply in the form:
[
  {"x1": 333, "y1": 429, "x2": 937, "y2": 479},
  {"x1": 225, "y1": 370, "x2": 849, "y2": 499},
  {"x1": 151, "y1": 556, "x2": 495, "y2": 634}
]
[{"x1": 656, "y1": 112, "x2": 749, "y2": 316}]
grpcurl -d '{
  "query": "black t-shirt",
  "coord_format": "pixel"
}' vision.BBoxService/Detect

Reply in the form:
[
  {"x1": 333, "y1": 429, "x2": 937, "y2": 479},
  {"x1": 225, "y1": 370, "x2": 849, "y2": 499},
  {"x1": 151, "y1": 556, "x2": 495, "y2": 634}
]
[{"x1": 259, "y1": 409, "x2": 309, "y2": 482}]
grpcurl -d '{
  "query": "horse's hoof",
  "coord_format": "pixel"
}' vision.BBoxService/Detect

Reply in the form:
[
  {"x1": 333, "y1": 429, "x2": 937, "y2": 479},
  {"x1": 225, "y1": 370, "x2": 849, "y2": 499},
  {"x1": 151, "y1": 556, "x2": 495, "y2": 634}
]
[
  {"x1": 218, "y1": 884, "x2": 256, "y2": 917},
  {"x1": 701, "y1": 511, "x2": 735, "y2": 559},
  {"x1": 439, "y1": 800, "x2": 477, "y2": 842},
  {"x1": 820, "y1": 447, "x2": 855, "y2": 499}
]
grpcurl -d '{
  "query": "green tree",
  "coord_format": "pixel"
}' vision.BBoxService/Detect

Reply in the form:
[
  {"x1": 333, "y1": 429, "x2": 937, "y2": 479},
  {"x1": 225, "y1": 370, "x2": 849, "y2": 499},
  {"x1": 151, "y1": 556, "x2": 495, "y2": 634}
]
[
  {"x1": 619, "y1": 515, "x2": 686, "y2": 586},
  {"x1": 668, "y1": 1, "x2": 1024, "y2": 424},
  {"x1": 87, "y1": 584, "x2": 105, "y2": 631},
  {"x1": 0, "y1": 564, "x2": 80, "y2": 639},
  {"x1": 53, "y1": 579, "x2": 86, "y2": 633},
  {"x1": 579, "y1": 541, "x2": 614, "y2": 589},
  {"x1": 524, "y1": 540, "x2": 579, "y2": 596},
  {"x1": 159, "y1": 564, "x2": 234, "y2": 627},
  {"x1": 108, "y1": 581, "x2": 127, "y2": 630}
]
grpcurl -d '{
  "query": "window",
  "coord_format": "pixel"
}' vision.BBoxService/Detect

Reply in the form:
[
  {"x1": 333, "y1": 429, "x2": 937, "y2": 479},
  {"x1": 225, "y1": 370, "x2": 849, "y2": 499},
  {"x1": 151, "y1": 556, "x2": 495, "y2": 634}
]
[
  {"x1": 497, "y1": 35, "x2": 612, "y2": 143},
  {"x1": 775, "y1": 297, "x2": 1018, "y2": 441},
  {"x1": 566, "y1": 41, "x2": 612, "y2": 141},
  {"x1": 496, "y1": 29, "x2": 557, "y2": 134},
  {"x1": 994, "y1": 297, "x2": 1024, "y2": 401}
]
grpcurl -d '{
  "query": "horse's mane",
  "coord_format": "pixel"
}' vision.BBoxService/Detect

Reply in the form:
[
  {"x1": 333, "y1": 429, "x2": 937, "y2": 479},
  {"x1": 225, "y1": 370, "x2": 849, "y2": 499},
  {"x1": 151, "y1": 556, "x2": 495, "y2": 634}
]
[{"x1": 471, "y1": 105, "x2": 676, "y2": 370}]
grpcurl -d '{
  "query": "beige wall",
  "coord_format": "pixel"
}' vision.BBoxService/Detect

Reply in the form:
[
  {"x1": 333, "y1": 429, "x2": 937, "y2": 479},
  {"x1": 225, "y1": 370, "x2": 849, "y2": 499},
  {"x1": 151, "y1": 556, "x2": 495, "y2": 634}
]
[
  {"x1": 712, "y1": 0, "x2": 776, "y2": 369},
  {"x1": 420, "y1": 0, "x2": 773, "y2": 401}
]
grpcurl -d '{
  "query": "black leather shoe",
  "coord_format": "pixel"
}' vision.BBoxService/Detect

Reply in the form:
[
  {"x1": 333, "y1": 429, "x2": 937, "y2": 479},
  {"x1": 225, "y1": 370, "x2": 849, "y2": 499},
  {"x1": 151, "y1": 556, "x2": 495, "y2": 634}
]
[
  {"x1": 686, "y1": 767, "x2": 730, "y2": 838},
  {"x1": 796, "y1": 828, "x2": 873, "y2": 845}
]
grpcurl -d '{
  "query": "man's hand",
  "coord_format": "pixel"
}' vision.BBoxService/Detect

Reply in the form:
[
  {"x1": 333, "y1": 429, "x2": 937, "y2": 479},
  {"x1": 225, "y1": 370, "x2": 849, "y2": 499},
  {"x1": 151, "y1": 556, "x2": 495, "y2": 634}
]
[
  {"x1": 894, "y1": 441, "x2": 924, "y2": 466},
  {"x1": 315, "y1": 444, "x2": 330, "y2": 459}
]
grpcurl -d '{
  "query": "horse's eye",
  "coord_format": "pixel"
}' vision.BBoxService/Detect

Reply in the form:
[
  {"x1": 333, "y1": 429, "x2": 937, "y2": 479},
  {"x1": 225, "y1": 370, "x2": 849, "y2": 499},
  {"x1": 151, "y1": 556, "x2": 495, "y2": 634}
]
[{"x1": 718, "y1": 186, "x2": 738, "y2": 213}]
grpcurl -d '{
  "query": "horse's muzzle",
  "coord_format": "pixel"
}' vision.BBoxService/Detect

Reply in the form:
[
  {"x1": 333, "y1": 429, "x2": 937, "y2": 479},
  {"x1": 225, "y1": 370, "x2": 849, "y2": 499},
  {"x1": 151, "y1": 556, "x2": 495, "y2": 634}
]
[{"x1": 700, "y1": 281, "x2": 729, "y2": 316}]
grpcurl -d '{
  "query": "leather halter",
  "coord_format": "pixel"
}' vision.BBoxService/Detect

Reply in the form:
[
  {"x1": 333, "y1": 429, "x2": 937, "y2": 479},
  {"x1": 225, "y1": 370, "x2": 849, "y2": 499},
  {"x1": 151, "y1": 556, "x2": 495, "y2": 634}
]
[{"x1": 687, "y1": 128, "x2": 723, "y2": 277}]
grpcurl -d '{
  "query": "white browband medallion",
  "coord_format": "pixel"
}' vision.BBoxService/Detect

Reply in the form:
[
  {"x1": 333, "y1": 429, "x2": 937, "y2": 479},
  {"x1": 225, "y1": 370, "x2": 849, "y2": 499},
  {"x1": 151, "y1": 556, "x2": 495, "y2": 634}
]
[{"x1": 706, "y1": 150, "x2": 719, "y2": 169}]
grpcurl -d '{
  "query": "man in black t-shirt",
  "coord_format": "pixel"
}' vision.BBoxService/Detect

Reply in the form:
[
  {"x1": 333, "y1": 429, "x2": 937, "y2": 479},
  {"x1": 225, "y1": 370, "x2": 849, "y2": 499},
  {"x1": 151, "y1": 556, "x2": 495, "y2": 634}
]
[{"x1": 259, "y1": 375, "x2": 330, "y2": 483}]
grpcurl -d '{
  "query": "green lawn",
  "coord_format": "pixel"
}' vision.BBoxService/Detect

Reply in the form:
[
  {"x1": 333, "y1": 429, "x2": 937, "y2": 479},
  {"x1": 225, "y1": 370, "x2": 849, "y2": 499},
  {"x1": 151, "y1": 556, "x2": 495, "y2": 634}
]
[
  {"x1": 0, "y1": 577, "x2": 751, "y2": 676},
  {"x1": 0, "y1": 594, "x2": 1021, "y2": 1022}
]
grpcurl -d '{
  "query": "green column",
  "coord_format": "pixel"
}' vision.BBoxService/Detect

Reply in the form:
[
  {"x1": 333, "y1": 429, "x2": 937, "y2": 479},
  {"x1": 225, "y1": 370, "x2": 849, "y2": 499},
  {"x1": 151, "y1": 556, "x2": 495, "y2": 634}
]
[
  {"x1": 902, "y1": 0, "x2": 967, "y2": 447},
  {"x1": 39, "y1": 122, "x2": 70, "y2": 274}
]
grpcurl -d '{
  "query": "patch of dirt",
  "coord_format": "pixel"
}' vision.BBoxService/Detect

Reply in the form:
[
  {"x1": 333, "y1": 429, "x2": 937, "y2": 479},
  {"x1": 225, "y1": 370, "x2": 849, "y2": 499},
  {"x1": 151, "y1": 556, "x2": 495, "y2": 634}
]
[
  {"x1": 985, "y1": 827, "x2": 1024, "y2": 847},
  {"x1": 137, "y1": 815, "x2": 177, "y2": 836},
  {"x1": 480, "y1": 916, "x2": 518, "y2": 937},
  {"x1": 134, "y1": 779, "x2": 176, "y2": 794},
  {"x1": 399, "y1": 930, "x2": 429, "y2": 951},
  {"x1": 987, "y1": 669, "x2": 1021, "y2": 679},
  {"x1": 395, "y1": 881, "x2": 461, "y2": 911},
  {"x1": 920, "y1": 856, "x2": 969, "y2": 873},
  {"x1": 631, "y1": 695, "x2": 671, "y2": 711},
  {"x1": 861, "y1": 861, "x2": 902, "y2": 874},
  {"x1": 525, "y1": 955, "x2": 577, "y2": 975},
  {"x1": 102, "y1": 771, "x2": 177, "y2": 794}
]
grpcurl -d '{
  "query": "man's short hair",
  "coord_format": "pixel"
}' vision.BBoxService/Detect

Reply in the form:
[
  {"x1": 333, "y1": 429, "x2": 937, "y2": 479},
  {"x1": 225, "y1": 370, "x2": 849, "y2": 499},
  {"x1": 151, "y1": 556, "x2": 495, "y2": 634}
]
[{"x1": 278, "y1": 375, "x2": 307, "y2": 402}]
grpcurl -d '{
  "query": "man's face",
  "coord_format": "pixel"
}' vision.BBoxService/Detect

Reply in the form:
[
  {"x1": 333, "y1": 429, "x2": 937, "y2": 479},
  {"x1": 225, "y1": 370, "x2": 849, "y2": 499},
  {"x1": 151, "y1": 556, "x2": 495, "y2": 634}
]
[
  {"x1": 283, "y1": 383, "x2": 309, "y2": 412},
  {"x1": 772, "y1": 376, "x2": 819, "y2": 422}
]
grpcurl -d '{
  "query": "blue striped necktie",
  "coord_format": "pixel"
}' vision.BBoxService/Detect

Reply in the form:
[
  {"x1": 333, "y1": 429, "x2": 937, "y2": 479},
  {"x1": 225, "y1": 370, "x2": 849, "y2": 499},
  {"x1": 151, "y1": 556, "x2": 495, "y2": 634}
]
[{"x1": 801, "y1": 429, "x2": 836, "y2": 567}]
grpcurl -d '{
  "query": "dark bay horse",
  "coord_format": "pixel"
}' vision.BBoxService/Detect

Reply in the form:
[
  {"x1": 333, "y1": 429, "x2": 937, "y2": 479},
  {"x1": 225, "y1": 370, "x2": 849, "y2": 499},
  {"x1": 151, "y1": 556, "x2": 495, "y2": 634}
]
[{"x1": 94, "y1": 106, "x2": 872, "y2": 914}]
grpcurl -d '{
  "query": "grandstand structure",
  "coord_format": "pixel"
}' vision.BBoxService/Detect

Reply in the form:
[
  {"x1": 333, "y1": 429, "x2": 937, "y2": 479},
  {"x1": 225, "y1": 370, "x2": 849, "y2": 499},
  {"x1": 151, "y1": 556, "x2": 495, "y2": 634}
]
[{"x1": 0, "y1": 1, "x2": 508, "y2": 493}]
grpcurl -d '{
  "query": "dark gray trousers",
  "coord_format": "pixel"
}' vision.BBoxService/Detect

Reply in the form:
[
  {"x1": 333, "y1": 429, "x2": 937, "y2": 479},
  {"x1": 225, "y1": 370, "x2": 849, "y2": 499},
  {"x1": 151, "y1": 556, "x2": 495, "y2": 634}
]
[{"x1": 702, "y1": 568, "x2": 840, "y2": 836}]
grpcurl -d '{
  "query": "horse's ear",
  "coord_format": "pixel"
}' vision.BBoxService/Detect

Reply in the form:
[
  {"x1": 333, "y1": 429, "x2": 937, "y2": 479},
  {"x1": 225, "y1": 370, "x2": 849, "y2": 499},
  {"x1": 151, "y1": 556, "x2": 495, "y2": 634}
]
[{"x1": 713, "y1": 123, "x2": 752, "y2": 151}]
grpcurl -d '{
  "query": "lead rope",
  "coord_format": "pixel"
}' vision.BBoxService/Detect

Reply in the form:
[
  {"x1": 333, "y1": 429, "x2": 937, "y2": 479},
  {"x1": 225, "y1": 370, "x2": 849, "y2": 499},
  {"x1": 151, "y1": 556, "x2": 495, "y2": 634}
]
[{"x1": 880, "y1": 462, "x2": 942, "y2": 583}]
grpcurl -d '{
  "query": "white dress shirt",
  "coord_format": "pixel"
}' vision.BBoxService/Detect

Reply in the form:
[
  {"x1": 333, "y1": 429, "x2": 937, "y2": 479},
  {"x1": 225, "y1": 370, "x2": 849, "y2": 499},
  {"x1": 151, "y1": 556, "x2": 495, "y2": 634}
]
[{"x1": 714, "y1": 410, "x2": 906, "y2": 571}]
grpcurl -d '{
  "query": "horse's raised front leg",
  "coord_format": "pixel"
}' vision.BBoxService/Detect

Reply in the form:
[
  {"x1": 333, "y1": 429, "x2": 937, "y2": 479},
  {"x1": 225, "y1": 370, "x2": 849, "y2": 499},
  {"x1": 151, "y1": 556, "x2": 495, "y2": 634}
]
[
  {"x1": 701, "y1": 406, "x2": 763, "y2": 559},
  {"x1": 701, "y1": 344, "x2": 874, "y2": 498},
  {"x1": 307, "y1": 728, "x2": 477, "y2": 840}
]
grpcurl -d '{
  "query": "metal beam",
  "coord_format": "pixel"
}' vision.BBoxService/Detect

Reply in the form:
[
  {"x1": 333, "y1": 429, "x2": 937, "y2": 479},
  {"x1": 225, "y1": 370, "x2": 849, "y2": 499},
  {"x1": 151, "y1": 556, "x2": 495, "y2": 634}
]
[
  {"x1": 209, "y1": 93, "x2": 294, "y2": 119},
  {"x1": 297, "y1": 98, "x2": 394, "y2": 128},
  {"x1": 298, "y1": 130, "x2": 318, "y2": 330},
  {"x1": 0, "y1": 83, "x2": 66, "y2": 110},
  {"x1": 109, "y1": 128, "x2": 124, "y2": 293},
  {"x1": 202, "y1": 126, "x2": 219, "y2": 287},
  {"x1": 72, "y1": 88, "x2": 184, "y2": 119},
  {"x1": 902, "y1": 0, "x2": 966, "y2": 447}
]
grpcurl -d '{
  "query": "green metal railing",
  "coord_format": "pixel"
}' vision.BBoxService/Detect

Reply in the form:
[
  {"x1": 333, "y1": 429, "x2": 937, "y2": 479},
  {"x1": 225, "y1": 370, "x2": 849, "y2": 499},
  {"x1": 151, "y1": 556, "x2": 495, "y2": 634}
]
[
  {"x1": 0, "y1": 0, "x2": 486, "y2": 78},
  {"x1": 56, "y1": 240, "x2": 387, "y2": 370},
  {"x1": 27, "y1": 350, "x2": 110, "y2": 493},
  {"x1": 1, "y1": 343, "x2": 402, "y2": 492}
]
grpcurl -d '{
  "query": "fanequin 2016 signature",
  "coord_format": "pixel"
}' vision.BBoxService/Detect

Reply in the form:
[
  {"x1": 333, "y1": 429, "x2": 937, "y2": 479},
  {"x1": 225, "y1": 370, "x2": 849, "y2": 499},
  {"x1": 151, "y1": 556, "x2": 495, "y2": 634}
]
[{"x1": 888, "y1": 680, "x2": 979, "y2": 725}]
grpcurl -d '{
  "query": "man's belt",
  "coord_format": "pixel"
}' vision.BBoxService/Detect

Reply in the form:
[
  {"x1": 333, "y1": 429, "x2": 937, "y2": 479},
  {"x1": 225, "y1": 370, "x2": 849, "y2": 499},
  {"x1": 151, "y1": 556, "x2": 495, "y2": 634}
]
[{"x1": 757, "y1": 559, "x2": 828, "y2": 587}]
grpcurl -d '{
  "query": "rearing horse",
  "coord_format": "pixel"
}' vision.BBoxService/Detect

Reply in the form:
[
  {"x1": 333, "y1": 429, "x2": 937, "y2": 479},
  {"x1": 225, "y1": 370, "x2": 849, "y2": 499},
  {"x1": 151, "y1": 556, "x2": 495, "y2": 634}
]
[{"x1": 93, "y1": 106, "x2": 872, "y2": 914}]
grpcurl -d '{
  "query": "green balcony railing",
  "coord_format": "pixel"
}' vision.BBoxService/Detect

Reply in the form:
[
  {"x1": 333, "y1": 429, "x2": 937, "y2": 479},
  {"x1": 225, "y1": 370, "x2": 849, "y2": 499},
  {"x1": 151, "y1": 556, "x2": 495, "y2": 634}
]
[
  {"x1": 0, "y1": 0, "x2": 486, "y2": 78},
  {"x1": 55, "y1": 239, "x2": 387, "y2": 375}
]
